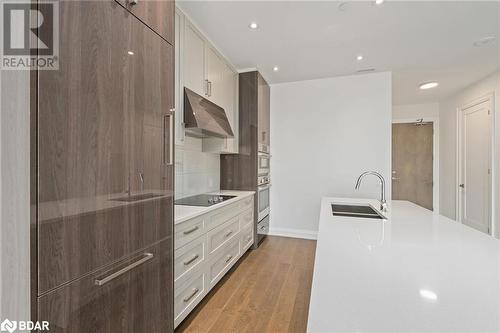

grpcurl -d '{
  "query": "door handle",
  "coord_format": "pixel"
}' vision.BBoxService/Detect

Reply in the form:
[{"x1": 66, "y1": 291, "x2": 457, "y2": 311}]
[
  {"x1": 459, "y1": 184, "x2": 465, "y2": 189},
  {"x1": 183, "y1": 288, "x2": 200, "y2": 303},
  {"x1": 163, "y1": 110, "x2": 174, "y2": 166},
  {"x1": 95, "y1": 253, "x2": 153, "y2": 286},
  {"x1": 183, "y1": 254, "x2": 199, "y2": 266},
  {"x1": 183, "y1": 226, "x2": 199, "y2": 235}
]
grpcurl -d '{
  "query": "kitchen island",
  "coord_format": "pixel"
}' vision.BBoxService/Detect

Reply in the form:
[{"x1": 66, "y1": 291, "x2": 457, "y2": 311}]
[{"x1": 308, "y1": 197, "x2": 500, "y2": 332}]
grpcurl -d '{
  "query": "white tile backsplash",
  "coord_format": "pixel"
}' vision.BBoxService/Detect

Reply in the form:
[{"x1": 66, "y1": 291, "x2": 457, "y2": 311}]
[{"x1": 175, "y1": 136, "x2": 220, "y2": 199}]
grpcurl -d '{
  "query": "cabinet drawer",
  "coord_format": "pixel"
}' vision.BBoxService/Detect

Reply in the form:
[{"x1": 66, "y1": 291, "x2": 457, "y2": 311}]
[
  {"x1": 207, "y1": 217, "x2": 240, "y2": 256},
  {"x1": 240, "y1": 223, "x2": 254, "y2": 253},
  {"x1": 207, "y1": 239, "x2": 240, "y2": 289},
  {"x1": 38, "y1": 238, "x2": 173, "y2": 333},
  {"x1": 239, "y1": 207, "x2": 254, "y2": 229},
  {"x1": 207, "y1": 202, "x2": 240, "y2": 231},
  {"x1": 115, "y1": 0, "x2": 174, "y2": 45},
  {"x1": 175, "y1": 215, "x2": 205, "y2": 250},
  {"x1": 238, "y1": 195, "x2": 254, "y2": 212},
  {"x1": 38, "y1": 196, "x2": 173, "y2": 293},
  {"x1": 174, "y1": 235, "x2": 205, "y2": 282},
  {"x1": 174, "y1": 269, "x2": 205, "y2": 326}
]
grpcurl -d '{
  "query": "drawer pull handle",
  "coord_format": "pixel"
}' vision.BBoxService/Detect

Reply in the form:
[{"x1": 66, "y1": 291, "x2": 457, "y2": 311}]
[
  {"x1": 225, "y1": 255, "x2": 233, "y2": 263},
  {"x1": 225, "y1": 230, "x2": 233, "y2": 238},
  {"x1": 183, "y1": 226, "x2": 199, "y2": 235},
  {"x1": 95, "y1": 253, "x2": 153, "y2": 286},
  {"x1": 183, "y1": 254, "x2": 199, "y2": 266},
  {"x1": 183, "y1": 288, "x2": 200, "y2": 303}
]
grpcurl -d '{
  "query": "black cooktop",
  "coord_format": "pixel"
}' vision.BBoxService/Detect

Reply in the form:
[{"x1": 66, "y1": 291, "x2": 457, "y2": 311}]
[{"x1": 175, "y1": 194, "x2": 236, "y2": 207}]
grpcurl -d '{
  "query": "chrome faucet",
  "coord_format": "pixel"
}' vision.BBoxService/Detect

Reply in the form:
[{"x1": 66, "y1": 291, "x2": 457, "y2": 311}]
[{"x1": 355, "y1": 171, "x2": 388, "y2": 212}]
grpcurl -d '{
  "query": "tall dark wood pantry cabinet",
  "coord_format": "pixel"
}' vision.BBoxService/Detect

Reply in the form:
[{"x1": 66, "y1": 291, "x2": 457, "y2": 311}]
[{"x1": 33, "y1": 1, "x2": 175, "y2": 332}]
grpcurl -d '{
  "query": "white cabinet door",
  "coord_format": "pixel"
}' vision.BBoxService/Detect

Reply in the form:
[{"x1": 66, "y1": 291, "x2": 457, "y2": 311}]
[
  {"x1": 202, "y1": 64, "x2": 239, "y2": 154},
  {"x1": 183, "y1": 22, "x2": 206, "y2": 97},
  {"x1": 206, "y1": 46, "x2": 226, "y2": 106}
]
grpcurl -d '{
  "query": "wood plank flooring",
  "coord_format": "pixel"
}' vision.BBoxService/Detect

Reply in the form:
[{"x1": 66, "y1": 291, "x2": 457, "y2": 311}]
[{"x1": 176, "y1": 236, "x2": 317, "y2": 333}]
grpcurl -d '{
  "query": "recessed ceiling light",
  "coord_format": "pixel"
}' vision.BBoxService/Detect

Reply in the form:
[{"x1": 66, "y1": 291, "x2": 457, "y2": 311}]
[
  {"x1": 357, "y1": 55, "x2": 364, "y2": 61},
  {"x1": 273, "y1": 66, "x2": 279, "y2": 72},
  {"x1": 375, "y1": 0, "x2": 384, "y2": 4},
  {"x1": 473, "y1": 36, "x2": 496, "y2": 47},
  {"x1": 419, "y1": 82, "x2": 439, "y2": 90},
  {"x1": 249, "y1": 22, "x2": 258, "y2": 30},
  {"x1": 419, "y1": 289, "x2": 438, "y2": 302},
  {"x1": 127, "y1": 51, "x2": 134, "y2": 55}
]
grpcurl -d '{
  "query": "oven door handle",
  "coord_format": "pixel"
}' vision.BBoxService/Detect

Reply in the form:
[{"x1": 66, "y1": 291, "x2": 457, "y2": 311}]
[{"x1": 258, "y1": 184, "x2": 271, "y2": 190}]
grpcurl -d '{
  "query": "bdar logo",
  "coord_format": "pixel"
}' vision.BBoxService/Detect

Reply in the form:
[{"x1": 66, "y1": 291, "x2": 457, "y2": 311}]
[{"x1": 0, "y1": 319, "x2": 17, "y2": 333}]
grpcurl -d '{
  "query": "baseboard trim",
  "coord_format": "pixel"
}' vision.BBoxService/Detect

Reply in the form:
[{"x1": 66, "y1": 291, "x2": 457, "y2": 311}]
[{"x1": 268, "y1": 227, "x2": 318, "y2": 240}]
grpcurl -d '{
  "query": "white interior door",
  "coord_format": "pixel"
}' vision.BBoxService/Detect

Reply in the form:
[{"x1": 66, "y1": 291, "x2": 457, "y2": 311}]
[{"x1": 460, "y1": 99, "x2": 492, "y2": 234}]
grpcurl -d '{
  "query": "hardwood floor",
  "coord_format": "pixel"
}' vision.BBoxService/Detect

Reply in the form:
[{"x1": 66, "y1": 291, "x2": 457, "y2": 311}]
[{"x1": 176, "y1": 236, "x2": 317, "y2": 333}]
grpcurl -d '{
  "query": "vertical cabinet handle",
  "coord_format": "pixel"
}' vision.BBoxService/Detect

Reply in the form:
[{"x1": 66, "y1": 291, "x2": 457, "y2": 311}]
[
  {"x1": 204, "y1": 79, "x2": 209, "y2": 96},
  {"x1": 163, "y1": 110, "x2": 174, "y2": 166},
  {"x1": 208, "y1": 81, "x2": 212, "y2": 97}
]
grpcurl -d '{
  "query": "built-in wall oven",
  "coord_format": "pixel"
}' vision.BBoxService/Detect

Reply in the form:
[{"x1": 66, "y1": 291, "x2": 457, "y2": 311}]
[
  {"x1": 257, "y1": 177, "x2": 270, "y2": 221},
  {"x1": 258, "y1": 152, "x2": 270, "y2": 176},
  {"x1": 257, "y1": 174, "x2": 270, "y2": 243}
]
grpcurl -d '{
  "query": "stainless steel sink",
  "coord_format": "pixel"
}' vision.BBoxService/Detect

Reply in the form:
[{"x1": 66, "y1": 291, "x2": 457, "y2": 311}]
[
  {"x1": 112, "y1": 193, "x2": 164, "y2": 202},
  {"x1": 331, "y1": 204, "x2": 386, "y2": 220}
]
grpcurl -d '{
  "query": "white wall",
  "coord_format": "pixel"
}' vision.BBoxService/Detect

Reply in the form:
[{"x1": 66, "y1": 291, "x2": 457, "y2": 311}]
[
  {"x1": 393, "y1": 103, "x2": 439, "y2": 120},
  {"x1": 175, "y1": 137, "x2": 220, "y2": 199},
  {"x1": 439, "y1": 71, "x2": 500, "y2": 238},
  {"x1": 270, "y1": 72, "x2": 392, "y2": 239}
]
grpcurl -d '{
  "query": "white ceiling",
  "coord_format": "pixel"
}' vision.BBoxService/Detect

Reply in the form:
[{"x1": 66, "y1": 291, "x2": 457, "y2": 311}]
[{"x1": 178, "y1": 0, "x2": 500, "y2": 105}]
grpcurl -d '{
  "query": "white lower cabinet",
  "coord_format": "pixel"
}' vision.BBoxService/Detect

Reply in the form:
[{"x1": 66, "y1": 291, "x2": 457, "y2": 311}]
[
  {"x1": 207, "y1": 238, "x2": 240, "y2": 289},
  {"x1": 174, "y1": 195, "x2": 254, "y2": 328}
]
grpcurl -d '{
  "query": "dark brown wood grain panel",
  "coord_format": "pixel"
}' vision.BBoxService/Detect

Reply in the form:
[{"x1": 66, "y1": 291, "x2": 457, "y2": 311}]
[
  {"x1": 37, "y1": 0, "x2": 174, "y2": 292},
  {"x1": 220, "y1": 71, "x2": 268, "y2": 249},
  {"x1": 38, "y1": 196, "x2": 172, "y2": 293},
  {"x1": 115, "y1": 0, "x2": 175, "y2": 45},
  {"x1": 38, "y1": 237, "x2": 173, "y2": 333}
]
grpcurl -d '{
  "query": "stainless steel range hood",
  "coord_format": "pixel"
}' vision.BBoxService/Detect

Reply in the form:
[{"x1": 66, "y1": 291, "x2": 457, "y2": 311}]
[{"x1": 183, "y1": 87, "x2": 234, "y2": 138}]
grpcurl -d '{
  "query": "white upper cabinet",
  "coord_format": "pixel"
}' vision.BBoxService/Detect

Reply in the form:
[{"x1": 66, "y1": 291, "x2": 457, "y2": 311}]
[
  {"x1": 205, "y1": 46, "x2": 226, "y2": 105},
  {"x1": 183, "y1": 22, "x2": 206, "y2": 97},
  {"x1": 175, "y1": 8, "x2": 239, "y2": 153}
]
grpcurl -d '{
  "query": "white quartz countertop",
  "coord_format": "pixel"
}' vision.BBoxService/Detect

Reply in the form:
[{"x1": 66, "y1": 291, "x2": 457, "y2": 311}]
[
  {"x1": 307, "y1": 197, "x2": 500, "y2": 333},
  {"x1": 174, "y1": 190, "x2": 255, "y2": 224}
]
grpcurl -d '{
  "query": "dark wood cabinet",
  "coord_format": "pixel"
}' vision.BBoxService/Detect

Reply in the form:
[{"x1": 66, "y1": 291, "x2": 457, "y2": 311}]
[
  {"x1": 258, "y1": 74, "x2": 270, "y2": 148},
  {"x1": 115, "y1": 0, "x2": 175, "y2": 45},
  {"x1": 220, "y1": 71, "x2": 270, "y2": 248},
  {"x1": 38, "y1": 238, "x2": 172, "y2": 333},
  {"x1": 35, "y1": 1, "x2": 174, "y2": 331}
]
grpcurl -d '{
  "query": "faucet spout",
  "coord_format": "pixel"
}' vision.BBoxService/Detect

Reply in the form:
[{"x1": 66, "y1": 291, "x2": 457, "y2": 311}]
[{"x1": 355, "y1": 171, "x2": 387, "y2": 212}]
